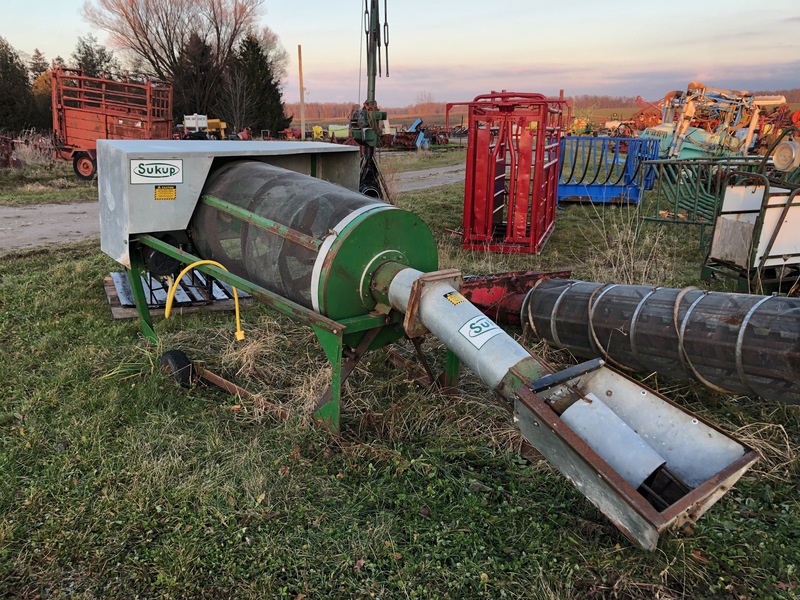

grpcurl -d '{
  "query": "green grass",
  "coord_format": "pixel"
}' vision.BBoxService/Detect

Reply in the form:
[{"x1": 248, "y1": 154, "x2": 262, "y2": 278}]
[
  {"x1": 0, "y1": 162, "x2": 97, "y2": 206},
  {"x1": 0, "y1": 180, "x2": 798, "y2": 597}
]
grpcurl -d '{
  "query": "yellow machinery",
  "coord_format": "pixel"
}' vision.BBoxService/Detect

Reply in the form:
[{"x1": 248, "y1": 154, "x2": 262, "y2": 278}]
[{"x1": 183, "y1": 114, "x2": 228, "y2": 140}]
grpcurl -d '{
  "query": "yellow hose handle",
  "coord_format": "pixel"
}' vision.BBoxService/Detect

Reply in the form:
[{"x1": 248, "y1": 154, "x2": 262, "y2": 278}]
[{"x1": 164, "y1": 260, "x2": 245, "y2": 341}]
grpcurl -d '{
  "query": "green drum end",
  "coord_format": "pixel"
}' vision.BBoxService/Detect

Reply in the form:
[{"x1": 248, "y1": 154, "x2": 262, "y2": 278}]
[{"x1": 319, "y1": 208, "x2": 438, "y2": 320}]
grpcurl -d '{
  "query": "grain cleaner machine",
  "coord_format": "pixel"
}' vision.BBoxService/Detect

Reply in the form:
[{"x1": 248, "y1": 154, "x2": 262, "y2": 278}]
[{"x1": 98, "y1": 139, "x2": 758, "y2": 550}]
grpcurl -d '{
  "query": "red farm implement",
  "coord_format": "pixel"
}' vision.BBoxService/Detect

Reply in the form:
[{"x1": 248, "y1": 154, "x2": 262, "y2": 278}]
[
  {"x1": 630, "y1": 95, "x2": 664, "y2": 132},
  {"x1": 0, "y1": 135, "x2": 18, "y2": 168},
  {"x1": 446, "y1": 91, "x2": 569, "y2": 254},
  {"x1": 51, "y1": 66, "x2": 173, "y2": 179}
]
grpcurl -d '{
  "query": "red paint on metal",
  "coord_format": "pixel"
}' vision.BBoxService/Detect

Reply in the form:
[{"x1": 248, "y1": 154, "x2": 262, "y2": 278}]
[
  {"x1": 447, "y1": 91, "x2": 569, "y2": 254},
  {"x1": 51, "y1": 66, "x2": 173, "y2": 161},
  {"x1": 460, "y1": 270, "x2": 571, "y2": 324}
]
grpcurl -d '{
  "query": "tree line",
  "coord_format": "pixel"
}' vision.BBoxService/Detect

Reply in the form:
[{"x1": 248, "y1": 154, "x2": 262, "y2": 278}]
[
  {"x1": 289, "y1": 90, "x2": 800, "y2": 123},
  {"x1": 283, "y1": 101, "x2": 464, "y2": 122},
  {"x1": 0, "y1": 0, "x2": 292, "y2": 136},
  {"x1": 753, "y1": 89, "x2": 800, "y2": 103}
]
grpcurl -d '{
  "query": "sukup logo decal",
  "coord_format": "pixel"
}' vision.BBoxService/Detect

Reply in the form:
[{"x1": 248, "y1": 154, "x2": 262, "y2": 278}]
[
  {"x1": 130, "y1": 159, "x2": 183, "y2": 184},
  {"x1": 458, "y1": 315, "x2": 503, "y2": 349},
  {"x1": 134, "y1": 163, "x2": 180, "y2": 178}
]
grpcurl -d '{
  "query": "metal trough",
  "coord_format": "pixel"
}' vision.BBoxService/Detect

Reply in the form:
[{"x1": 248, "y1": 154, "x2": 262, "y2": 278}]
[{"x1": 558, "y1": 136, "x2": 659, "y2": 204}]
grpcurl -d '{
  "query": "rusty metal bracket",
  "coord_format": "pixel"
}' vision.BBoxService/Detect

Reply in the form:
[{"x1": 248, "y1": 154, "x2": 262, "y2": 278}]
[
  {"x1": 410, "y1": 336, "x2": 437, "y2": 384},
  {"x1": 196, "y1": 367, "x2": 290, "y2": 421},
  {"x1": 385, "y1": 340, "x2": 460, "y2": 396},
  {"x1": 403, "y1": 268, "x2": 462, "y2": 338}
]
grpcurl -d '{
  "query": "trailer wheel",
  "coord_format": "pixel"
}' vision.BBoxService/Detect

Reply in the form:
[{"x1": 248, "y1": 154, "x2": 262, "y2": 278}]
[
  {"x1": 73, "y1": 153, "x2": 96, "y2": 180},
  {"x1": 160, "y1": 349, "x2": 194, "y2": 388}
]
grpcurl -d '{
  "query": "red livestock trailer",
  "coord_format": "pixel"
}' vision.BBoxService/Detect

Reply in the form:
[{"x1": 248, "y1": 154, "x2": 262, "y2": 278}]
[{"x1": 51, "y1": 66, "x2": 173, "y2": 179}]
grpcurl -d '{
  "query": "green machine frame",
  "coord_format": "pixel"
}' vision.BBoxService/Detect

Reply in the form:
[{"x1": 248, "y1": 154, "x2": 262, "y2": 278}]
[{"x1": 126, "y1": 234, "x2": 460, "y2": 430}]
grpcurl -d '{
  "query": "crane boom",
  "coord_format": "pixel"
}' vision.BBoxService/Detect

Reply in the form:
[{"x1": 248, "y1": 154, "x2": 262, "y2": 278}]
[{"x1": 349, "y1": 0, "x2": 389, "y2": 199}]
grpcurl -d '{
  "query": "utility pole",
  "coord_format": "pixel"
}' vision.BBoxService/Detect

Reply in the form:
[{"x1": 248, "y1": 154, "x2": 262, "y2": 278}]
[{"x1": 298, "y1": 45, "x2": 306, "y2": 141}]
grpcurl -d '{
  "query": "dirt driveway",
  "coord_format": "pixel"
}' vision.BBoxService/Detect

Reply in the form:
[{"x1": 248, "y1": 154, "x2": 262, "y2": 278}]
[
  {"x1": 0, "y1": 165, "x2": 465, "y2": 253},
  {"x1": 0, "y1": 203, "x2": 101, "y2": 252}
]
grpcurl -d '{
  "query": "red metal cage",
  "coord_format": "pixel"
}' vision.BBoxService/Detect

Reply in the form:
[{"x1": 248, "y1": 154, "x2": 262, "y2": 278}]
[{"x1": 447, "y1": 91, "x2": 568, "y2": 254}]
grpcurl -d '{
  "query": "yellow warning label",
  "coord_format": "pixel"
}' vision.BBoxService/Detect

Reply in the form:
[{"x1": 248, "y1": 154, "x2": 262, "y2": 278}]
[
  {"x1": 154, "y1": 185, "x2": 177, "y2": 200},
  {"x1": 444, "y1": 291, "x2": 466, "y2": 305}
]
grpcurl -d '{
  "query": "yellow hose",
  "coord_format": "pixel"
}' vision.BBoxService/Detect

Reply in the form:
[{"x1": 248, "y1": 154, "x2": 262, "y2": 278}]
[{"x1": 165, "y1": 260, "x2": 245, "y2": 341}]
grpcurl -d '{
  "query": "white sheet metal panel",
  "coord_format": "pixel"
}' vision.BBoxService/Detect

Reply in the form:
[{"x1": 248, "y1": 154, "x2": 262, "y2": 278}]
[
  {"x1": 715, "y1": 185, "x2": 800, "y2": 270},
  {"x1": 98, "y1": 140, "x2": 360, "y2": 268},
  {"x1": 719, "y1": 185, "x2": 764, "y2": 224},
  {"x1": 756, "y1": 194, "x2": 800, "y2": 268}
]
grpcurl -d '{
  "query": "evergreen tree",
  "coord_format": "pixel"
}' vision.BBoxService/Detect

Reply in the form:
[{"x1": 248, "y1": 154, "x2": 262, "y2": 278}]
[
  {"x1": 172, "y1": 33, "x2": 220, "y2": 119},
  {"x1": 233, "y1": 34, "x2": 291, "y2": 137},
  {"x1": 0, "y1": 37, "x2": 34, "y2": 130},
  {"x1": 27, "y1": 49, "x2": 51, "y2": 129},
  {"x1": 71, "y1": 34, "x2": 119, "y2": 77},
  {"x1": 29, "y1": 49, "x2": 48, "y2": 82},
  {"x1": 30, "y1": 71, "x2": 52, "y2": 130}
]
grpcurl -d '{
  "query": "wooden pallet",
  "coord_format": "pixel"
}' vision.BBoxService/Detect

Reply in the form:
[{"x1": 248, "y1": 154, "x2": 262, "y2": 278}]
[{"x1": 104, "y1": 273, "x2": 252, "y2": 320}]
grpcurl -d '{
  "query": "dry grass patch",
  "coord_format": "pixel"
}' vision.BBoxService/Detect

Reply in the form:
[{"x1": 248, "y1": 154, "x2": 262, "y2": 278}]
[
  {"x1": 733, "y1": 422, "x2": 797, "y2": 482},
  {"x1": 21, "y1": 181, "x2": 75, "y2": 194},
  {"x1": 13, "y1": 142, "x2": 55, "y2": 166}
]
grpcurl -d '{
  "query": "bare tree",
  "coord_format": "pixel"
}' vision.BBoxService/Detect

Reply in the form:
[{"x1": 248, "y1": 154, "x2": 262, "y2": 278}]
[
  {"x1": 83, "y1": 0, "x2": 264, "y2": 81},
  {"x1": 415, "y1": 90, "x2": 437, "y2": 115},
  {"x1": 218, "y1": 67, "x2": 257, "y2": 135},
  {"x1": 256, "y1": 25, "x2": 288, "y2": 84},
  {"x1": 416, "y1": 90, "x2": 434, "y2": 105}
]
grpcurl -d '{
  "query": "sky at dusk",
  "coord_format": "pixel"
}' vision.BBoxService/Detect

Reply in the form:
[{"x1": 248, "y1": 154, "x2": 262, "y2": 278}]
[{"x1": 4, "y1": 0, "x2": 799, "y2": 106}]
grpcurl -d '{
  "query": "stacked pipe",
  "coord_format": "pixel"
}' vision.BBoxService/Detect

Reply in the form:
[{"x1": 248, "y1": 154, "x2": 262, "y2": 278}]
[{"x1": 523, "y1": 279, "x2": 800, "y2": 404}]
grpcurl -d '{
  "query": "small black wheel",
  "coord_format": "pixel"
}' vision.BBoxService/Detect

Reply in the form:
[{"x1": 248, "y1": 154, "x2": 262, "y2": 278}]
[
  {"x1": 72, "y1": 153, "x2": 97, "y2": 180},
  {"x1": 160, "y1": 349, "x2": 194, "y2": 388}
]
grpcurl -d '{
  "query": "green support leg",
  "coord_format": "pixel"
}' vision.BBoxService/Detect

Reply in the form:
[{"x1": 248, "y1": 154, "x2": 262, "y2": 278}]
[
  {"x1": 312, "y1": 326, "x2": 344, "y2": 431},
  {"x1": 442, "y1": 349, "x2": 460, "y2": 394},
  {"x1": 127, "y1": 246, "x2": 158, "y2": 344}
]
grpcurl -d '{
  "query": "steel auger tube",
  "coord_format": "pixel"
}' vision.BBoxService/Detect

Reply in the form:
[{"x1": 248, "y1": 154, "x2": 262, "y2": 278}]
[
  {"x1": 383, "y1": 266, "x2": 548, "y2": 390},
  {"x1": 523, "y1": 279, "x2": 800, "y2": 404},
  {"x1": 378, "y1": 265, "x2": 673, "y2": 489},
  {"x1": 374, "y1": 265, "x2": 755, "y2": 550}
]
